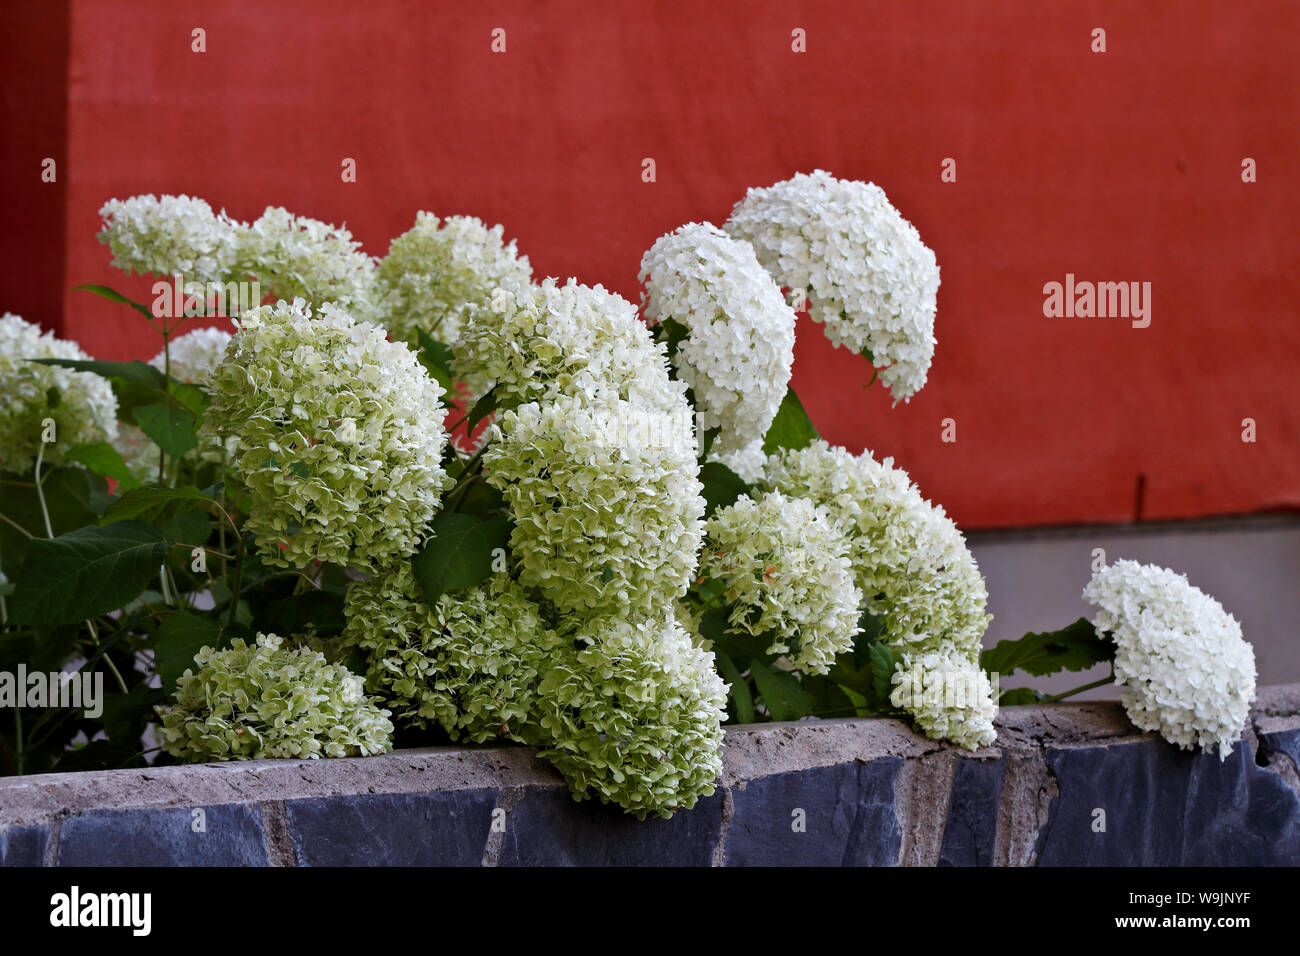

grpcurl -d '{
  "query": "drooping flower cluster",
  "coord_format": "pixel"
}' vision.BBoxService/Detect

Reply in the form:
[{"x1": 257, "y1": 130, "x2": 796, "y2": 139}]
[
  {"x1": 238, "y1": 207, "x2": 378, "y2": 320},
  {"x1": 536, "y1": 613, "x2": 728, "y2": 819},
  {"x1": 454, "y1": 278, "x2": 682, "y2": 412},
  {"x1": 98, "y1": 194, "x2": 243, "y2": 284},
  {"x1": 700, "y1": 492, "x2": 862, "y2": 675},
  {"x1": 376, "y1": 212, "x2": 533, "y2": 347},
  {"x1": 341, "y1": 562, "x2": 561, "y2": 744},
  {"x1": 890, "y1": 646, "x2": 998, "y2": 750},
  {"x1": 483, "y1": 391, "x2": 704, "y2": 616},
  {"x1": 726, "y1": 170, "x2": 939, "y2": 402},
  {"x1": 1083, "y1": 560, "x2": 1257, "y2": 757},
  {"x1": 639, "y1": 222, "x2": 796, "y2": 455},
  {"x1": 765, "y1": 440, "x2": 989, "y2": 657},
  {"x1": 203, "y1": 299, "x2": 448, "y2": 569},
  {"x1": 0, "y1": 313, "x2": 118, "y2": 474},
  {"x1": 156, "y1": 633, "x2": 393, "y2": 761}
]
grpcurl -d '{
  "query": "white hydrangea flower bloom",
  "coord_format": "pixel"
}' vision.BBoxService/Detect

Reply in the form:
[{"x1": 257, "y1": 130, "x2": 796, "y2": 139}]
[
  {"x1": 239, "y1": 207, "x2": 378, "y2": 320},
  {"x1": 639, "y1": 222, "x2": 796, "y2": 455},
  {"x1": 483, "y1": 391, "x2": 704, "y2": 616},
  {"x1": 707, "y1": 439, "x2": 768, "y2": 484},
  {"x1": 203, "y1": 299, "x2": 448, "y2": 569},
  {"x1": 726, "y1": 170, "x2": 939, "y2": 402},
  {"x1": 98, "y1": 194, "x2": 243, "y2": 283},
  {"x1": 454, "y1": 278, "x2": 685, "y2": 413},
  {"x1": 765, "y1": 440, "x2": 990, "y2": 658},
  {"x1": 701, "y1": 491, "x2": 862, "y2": 675},
  {"x1": 148, "y1": 326, "x2": 233, "y2": 383},
  {"x1": 536, "y1": 612, "x2": 728, "y2": 819},
  {"x1": 0, "y1": 313, "x2": 118, "y2": 474},
  {"x1": 890, "y1": 645, "x2": 998, "y2": 750},
  {"x1": 1084, "y1": 560, "x2": 1257, "y2": 757},
  {"x1": 376, "y1": 212, "x2": 532, "y2": 347}
]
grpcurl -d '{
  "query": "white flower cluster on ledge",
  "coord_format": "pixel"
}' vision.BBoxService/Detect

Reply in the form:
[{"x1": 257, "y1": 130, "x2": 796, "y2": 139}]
[{"x1": 0, "y1": 173, "x2": 1258, "y2": 813}]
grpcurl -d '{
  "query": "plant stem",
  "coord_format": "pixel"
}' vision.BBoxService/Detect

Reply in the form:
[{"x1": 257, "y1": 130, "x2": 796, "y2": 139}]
[
  {"x1": 86, "y1": 618, "x2": 129, "y2": 694},
  {"x1": 1041, "y1": 670, "x2": 1114, "y2": 703},
  {"x1": 33, "y1": 442, "x2": 53, "y2": 537},
  {"x1": 226, "y1": 539, "x2": 245, "y2": 627}
]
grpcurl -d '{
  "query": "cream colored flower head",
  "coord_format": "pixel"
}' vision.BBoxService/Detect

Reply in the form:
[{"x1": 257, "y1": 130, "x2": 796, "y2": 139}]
[
  {"x1": 726, "y1": 170, "x2": 939, "y2": 402},
  {"x1": 639, "y1": 222, "x2": 796, "y2": 455},
  {"x1": 1084, "y1": 559, "x2": 1256, "y2": 757}
]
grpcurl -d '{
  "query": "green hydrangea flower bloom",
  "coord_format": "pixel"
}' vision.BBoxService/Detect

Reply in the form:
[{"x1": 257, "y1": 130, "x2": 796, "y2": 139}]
[
  {"x1": 203, "y1": 299, "x2": 449, "y2": 569},
  {"x1": 537, "y1": 613, "x2": 728, "y2": 819},
  {"x1": 341, "y1": 561, "x2": 561, "y2": 744},
  {"x1": 156, "y1": 633, "x2": 393, "y2": 761},
  {"x1": 701, "y1": 491, "x2": 862, "y2": 676},
  {"x1": 376, "y1": 212, "x2": 532, "y2": 348}
]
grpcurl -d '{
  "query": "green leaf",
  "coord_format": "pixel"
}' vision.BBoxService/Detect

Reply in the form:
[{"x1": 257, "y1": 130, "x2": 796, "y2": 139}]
[
  {"x1": 697, "y1": 461, "x2": 750, "y2": 516},
  {"x1": 132, "y1": 401, "x2": 198, "y2": 460},
  {"x1": 761, "y1": 386, "x2": 819, "y2": 455},
  {"x1": 714, "y1": 647, "x2": 754, "y2": 724},
  {"x1": 415, "y1": 330, "x2": 456, "y2": 393},
  {"x1": 153, "y1": 611, "x2": 227, "y2": 692},
  {"x1": 73, "y1": 283, "x2": 156, "y2": 320},
  {"x1": 411, "y1": 511, "x2": 512, "y2": 605},
  {"x1": 263, "y1": 589, "x2": 347, "y2": 638},
  {"x1": 697, "y1": 426, "x2": 721, "y2": 462},
  {"x1": 65, "y1": 442, "x2": 142, "y2": 492},
  {"x1": 0, "y1": 466, "x2": 111, "y2": 565},
  {"x1": 100, "y1": 684, "x2": 168, "y2": 743},
  {"x1": 102, "y1": 485, "x2": 213, "y2": 526},
  {"x1": 749, "y1": 660, "x2": 815, "y2": 722},
  {"x1": 7, "y1": 521, "x2": 168, "y2": 625},
  {"x1": 31, "y1": 357, "x2": 166, "y2": 389},
  {"x1": 657, "y1": 318, "x2": 690, "y2": 365},
  {"x1": 980, "y1": 617, "x2": 1114, "y2": 679},
  {"x1": 466, "y1": 386, "x2": 498, "y2": 433},
  {"x1": 980, "y1": 618, "x2": 1113, "y2": 680}
]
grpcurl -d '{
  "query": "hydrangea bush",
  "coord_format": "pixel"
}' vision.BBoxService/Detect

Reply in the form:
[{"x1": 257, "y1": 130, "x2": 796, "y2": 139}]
[{"x1": 0, "y1": 175, "x2": 1258, "y2": 815}]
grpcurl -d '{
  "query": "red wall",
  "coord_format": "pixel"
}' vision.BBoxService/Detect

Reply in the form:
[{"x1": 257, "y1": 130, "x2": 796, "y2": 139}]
[{"x1": 3, "y1": 1, "x2": 1298, "y2": 528}]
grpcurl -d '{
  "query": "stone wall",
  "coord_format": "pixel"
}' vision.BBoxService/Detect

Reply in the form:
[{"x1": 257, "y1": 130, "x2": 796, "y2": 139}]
[{"x1": 2, "y1": 685, "x2": 1298, "y2": 866}]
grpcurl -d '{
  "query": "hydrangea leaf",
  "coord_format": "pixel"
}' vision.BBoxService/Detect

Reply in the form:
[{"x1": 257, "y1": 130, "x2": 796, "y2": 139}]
[
  {"x1": 132, "y1": 400, "x2": 199, "y2": 460},
  {"x1": 761, "y1": 386, "x2": 819, "y2": 455},
  {"x1": 65, "y1": 441, "x2": 142, "y2": 492},
  {"x1": 7, "y1": 521, "x2": 168, "y2": 625},
  {"x1": 698, "y1": 461, "x2": 748, "y2": 515},
  {"x1": 749, "y1": 659, "x2": 814, "y2": 722},
  {"x1": 154, "y1": 611, "x2": 228, "y2": 693},
  {"x1": 102, "y1": 485, "x2": 213, "y2": 526},
  {"x1": 412, "y1": 511, "x2": 512, "y2": 605},
  {"x1": 980, "y1": 617, "x2": 1113, "y2": 679}
]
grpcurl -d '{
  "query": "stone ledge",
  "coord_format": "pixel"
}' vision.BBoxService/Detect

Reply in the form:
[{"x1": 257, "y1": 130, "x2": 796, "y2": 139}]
[{"x1": 2, "y1": 685, "x2": 1297, "y2": 866}]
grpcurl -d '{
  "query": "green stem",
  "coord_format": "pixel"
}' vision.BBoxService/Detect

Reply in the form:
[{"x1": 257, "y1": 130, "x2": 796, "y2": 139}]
[
  {"x1": 158, "y1": 328, "x2": 171, "y2": 484},
  {"x1": 33, "y1": 442, "x2": 54, "y2": 537},
  {"x1": 443, "y1": 441, "x2": 491, "y2": 512},
  {"x1": 1041, "y1": 670, "x2": 1114, "y2": 704},
  {"x1": 226, "y1": 539, "x2": 245, "y2": 627},
  {"x1": 86, "y1": 618, "x2": 129, "y2": 694}
]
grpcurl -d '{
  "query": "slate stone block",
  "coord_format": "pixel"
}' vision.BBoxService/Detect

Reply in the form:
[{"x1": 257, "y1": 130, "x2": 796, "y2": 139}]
[
  {"x1": 1035, "y1": 738, "x2": 1300, "y2": 866},
  {"x1": 1180, "y1": 743, "x2": 1300, "y2": 865},
  {"x1": 1259, "y1": 727, "x2": 1300, "y2": 773},
  {"x1": 285, "y1": 788, "x2": 497, "y2": 866},
  {"x1": 495, "y1": 786, "x2": 724, "y2": 866},
  {"x1": 724, "y1": 759, "x2": 903, "y2": 867},
  {"x1": 0, "y1": 824, "x2": 50, "y2": 866},
  {"x1": 1035, "y1": 740, "x2": 1194, "y2": 866},
  {"x1": 57, "y1": 804, "x2": 267, "y2": 866},
  {"x1": 939, "y1": 755, "x2": 1004, "y2": 866}
]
